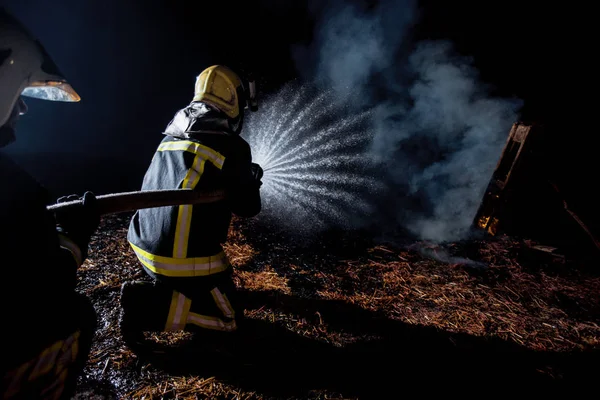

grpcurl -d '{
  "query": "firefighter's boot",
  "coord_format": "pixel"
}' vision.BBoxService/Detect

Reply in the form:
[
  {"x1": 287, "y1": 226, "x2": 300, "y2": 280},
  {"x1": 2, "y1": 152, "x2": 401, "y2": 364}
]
[{"x1": 119, "y1": 280, "x2": 170, "y2": 352}]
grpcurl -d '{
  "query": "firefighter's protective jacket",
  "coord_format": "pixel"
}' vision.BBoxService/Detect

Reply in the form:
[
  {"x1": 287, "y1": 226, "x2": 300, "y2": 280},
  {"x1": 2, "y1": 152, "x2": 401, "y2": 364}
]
[
  {"x1": 127, "y1": 102, "x2": 261, "y2": 279},
  {"x1": 0, "y1": 152, "x2": 87, "y2": 374}
]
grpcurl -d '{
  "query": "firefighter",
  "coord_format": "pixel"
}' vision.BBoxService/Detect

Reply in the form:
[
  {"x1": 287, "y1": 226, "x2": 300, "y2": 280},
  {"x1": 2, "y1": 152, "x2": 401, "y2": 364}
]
[
  {"x1": 0, "y1": 8, "x2": 100, "y2": 400},
  {"x1": 121, "y1": 65, "x2": 263, "y2": 350}
]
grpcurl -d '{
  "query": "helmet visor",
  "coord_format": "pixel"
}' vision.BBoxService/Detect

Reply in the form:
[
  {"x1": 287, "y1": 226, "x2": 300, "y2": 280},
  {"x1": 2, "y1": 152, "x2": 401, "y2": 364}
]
[{"x1": 21, "y1": 80, "x2": 81, "y2": 102}]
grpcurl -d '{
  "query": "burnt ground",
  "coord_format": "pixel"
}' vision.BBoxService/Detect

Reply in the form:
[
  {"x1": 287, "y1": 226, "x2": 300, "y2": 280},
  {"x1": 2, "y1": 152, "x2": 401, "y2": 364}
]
[{"x1": 73, "y1": 213, "x2": 600, "y2": 399}]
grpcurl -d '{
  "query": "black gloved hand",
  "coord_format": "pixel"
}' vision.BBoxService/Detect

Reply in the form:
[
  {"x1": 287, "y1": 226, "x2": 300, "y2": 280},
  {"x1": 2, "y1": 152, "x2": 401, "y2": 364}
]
[
  {"x1": 54, "y1": 191, "x2": 100, "y2": 260},
  {"x1": 250, "y1": 162, "x2": 264, "y2": 186}
]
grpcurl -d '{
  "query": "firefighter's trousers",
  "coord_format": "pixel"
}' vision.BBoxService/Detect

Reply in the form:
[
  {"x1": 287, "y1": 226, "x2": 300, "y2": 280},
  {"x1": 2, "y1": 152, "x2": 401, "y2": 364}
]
[{"x1": 120, "y1": 267, "x2": 240, "y2": 335}]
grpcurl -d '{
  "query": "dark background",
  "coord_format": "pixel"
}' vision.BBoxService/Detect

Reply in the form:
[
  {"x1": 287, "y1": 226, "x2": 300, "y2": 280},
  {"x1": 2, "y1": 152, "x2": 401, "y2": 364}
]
[{"x1": 2, "y1": 0, "x2": 595, "y2": 242}]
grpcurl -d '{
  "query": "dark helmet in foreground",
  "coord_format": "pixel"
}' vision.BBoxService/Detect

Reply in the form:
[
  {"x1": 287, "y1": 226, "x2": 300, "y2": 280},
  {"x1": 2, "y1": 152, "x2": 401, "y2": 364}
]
[{"x1": 0, "y1": 8, "x2": 80, "y2": 135}]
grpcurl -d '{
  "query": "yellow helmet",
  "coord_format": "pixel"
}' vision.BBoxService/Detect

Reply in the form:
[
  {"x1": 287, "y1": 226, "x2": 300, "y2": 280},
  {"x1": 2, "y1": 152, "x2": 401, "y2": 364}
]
[{"x1": 193, "y1": 65, "x2": 245, "y2": 119}]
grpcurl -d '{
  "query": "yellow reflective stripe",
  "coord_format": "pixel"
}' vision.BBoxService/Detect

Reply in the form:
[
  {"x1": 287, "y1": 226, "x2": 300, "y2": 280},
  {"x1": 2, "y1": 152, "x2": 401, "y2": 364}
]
[
  {"x1": 3, "y1": 360, "x2": 33, "y2": 397},
  {"x1": 3, "y1": 332, "x2": 78, "y2": 399},
  {"x1": 174, "y1": 204, "x2": 192, "y2": 258},
  {"x1": 165, "y1": 291, "x2": 192, "y2": 331},
  {"x1": 173, "y1": 157, "x2": 206, "y2": 258},
  {"x1": 187, "y1": 312, "x2": 237, "y2": 332},
  {"x1": 129, "y1": 242, "x2": 229, "y2": 277},
  {"x1": 211, "y1": 287, "x2": 235, "y2": 318},
  {"x1": 186, "y1": 156, "x2": 205, "y2": 189},
  {"x1": 28, "y1": 340, "x2": 62, "y2": 380},
  {"x1": 58, "y1": 233, "x2": 82, "y2": 266},
  {"x1": 70, "y1": 333, "x2": 79, "y2": 363},
  {"x1": 55, "y1": 331, "x2": 79, "y2": 374},
  {"x1": 41, "y1": 368, "x2": 68, "y2": 400},
  {"x1": 157, "y1": 140, "x2": 225, "y2": 169}
]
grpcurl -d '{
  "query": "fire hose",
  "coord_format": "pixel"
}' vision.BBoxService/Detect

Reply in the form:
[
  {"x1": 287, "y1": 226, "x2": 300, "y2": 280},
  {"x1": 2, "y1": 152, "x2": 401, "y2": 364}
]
[{"x1": 47, "y1": 188, "x2": 226, "y2": 216}]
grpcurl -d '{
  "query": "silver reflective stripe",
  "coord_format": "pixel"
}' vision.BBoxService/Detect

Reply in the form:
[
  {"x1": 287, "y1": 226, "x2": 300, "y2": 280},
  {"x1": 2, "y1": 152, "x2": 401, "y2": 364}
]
[
  {"x1": 187, "y1": 312, "x2": 237, "y2": 332},
  {"x1": 157, "y1": 140, "x2": 225, "y2": 169},
  {"x1": 211, "y1": 287, "x2": 235, "y2": 318},
  {"x1": 132, "y1": 249, "x2": 228, "y2": 277},
  {"x1": 173, "y1": 157, "x2": 206, "y2": 258},
  {"x1": 173, "y1": 204, "x2": 192, "y2": 258},
  {"x1": 165, "y1": 291, "x2": 191, "y2": 331}
]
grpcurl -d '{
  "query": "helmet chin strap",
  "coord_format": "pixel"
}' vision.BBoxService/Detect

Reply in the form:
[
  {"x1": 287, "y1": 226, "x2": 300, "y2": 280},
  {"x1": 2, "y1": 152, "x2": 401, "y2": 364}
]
[
  {"x1": 0, "y1": 124, "x2": 16, "y2": 148},
  {"x1": 0, "y1": 102, "x2": 20, "y2": 147},
  {"x1": 228, "y1": 112, "x2": 244, "y2": 135}
]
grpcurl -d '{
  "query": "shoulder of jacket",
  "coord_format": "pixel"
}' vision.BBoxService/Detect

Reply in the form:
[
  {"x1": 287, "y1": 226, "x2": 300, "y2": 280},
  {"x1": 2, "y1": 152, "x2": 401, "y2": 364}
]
[{"x1": 234, "y1": 135, "x2": 251, "y2": 149}]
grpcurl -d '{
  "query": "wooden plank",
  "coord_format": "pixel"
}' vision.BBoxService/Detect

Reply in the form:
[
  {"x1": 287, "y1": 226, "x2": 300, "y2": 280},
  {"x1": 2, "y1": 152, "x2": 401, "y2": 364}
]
[{"x1": 473, "y1": 123, "x2": 541, "y2": 235}]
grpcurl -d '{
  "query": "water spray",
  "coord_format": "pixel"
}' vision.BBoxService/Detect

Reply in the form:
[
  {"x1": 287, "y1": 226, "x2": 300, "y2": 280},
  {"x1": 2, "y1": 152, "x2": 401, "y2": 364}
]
[{"x1": 245, "y1": 82, "x2": 386, "y2": 234}]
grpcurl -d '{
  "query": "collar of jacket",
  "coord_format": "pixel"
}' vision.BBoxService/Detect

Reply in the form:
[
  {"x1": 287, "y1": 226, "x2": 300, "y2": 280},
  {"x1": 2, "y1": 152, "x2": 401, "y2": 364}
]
[{"x1": 163, "y1": 101, "x2": 233, "y2": 140}]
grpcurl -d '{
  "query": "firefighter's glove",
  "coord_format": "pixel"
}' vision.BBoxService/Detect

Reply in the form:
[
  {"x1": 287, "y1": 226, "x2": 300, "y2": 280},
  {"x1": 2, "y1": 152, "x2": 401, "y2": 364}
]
[
  {"x1": 250, "y1": 162, "x2": 263, "y2": 187},
  {"x1": 54, "y1": 191, "x2": 100, "y2": 260}
]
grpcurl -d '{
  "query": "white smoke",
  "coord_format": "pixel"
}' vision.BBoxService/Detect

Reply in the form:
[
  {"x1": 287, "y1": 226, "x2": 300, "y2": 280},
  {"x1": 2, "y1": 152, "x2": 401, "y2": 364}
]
[{"x1": 294, "y1": 0, "x2": 522, "y2": 242}]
